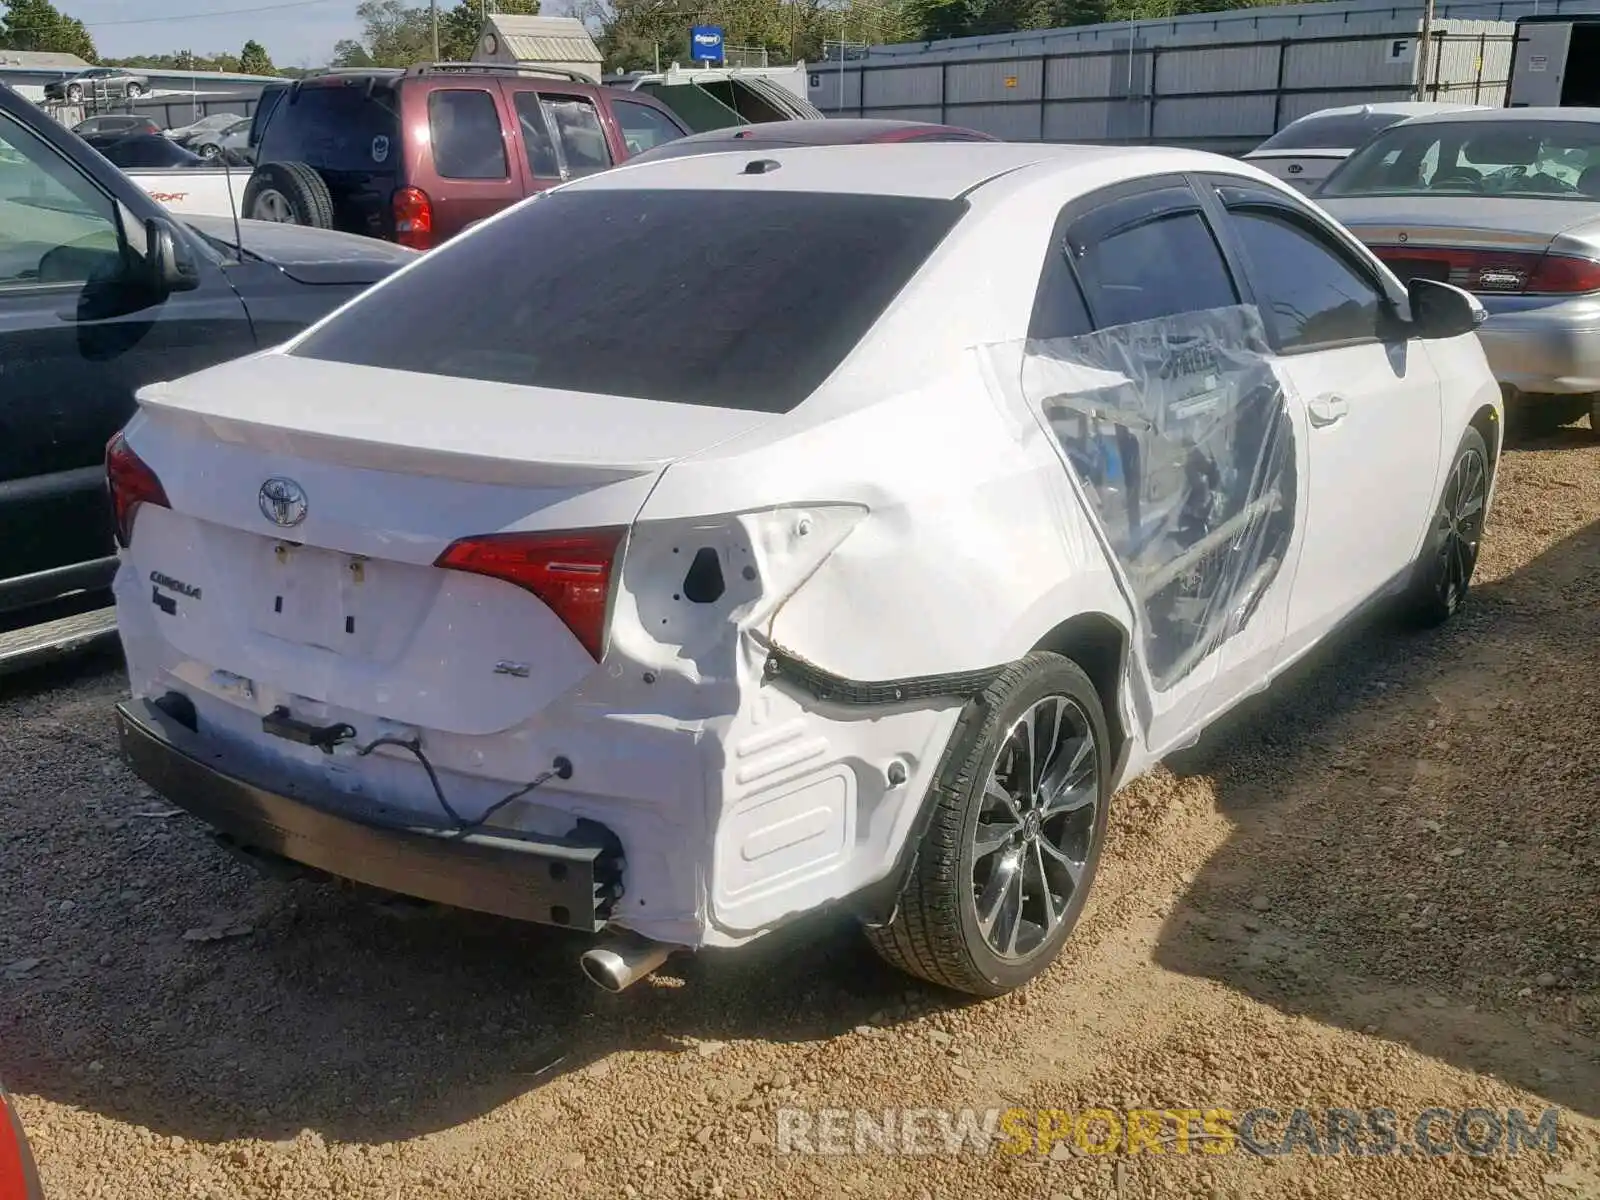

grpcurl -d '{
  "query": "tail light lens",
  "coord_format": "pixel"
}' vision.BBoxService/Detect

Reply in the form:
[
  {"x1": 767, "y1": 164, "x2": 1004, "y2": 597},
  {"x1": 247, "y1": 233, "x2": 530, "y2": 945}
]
[
  {"x1": 1370, "y1": 245, "x2": 1600, "y2": 296},
  {"x1": 434, "y1": 528, "x2": 625, "y2": 661},
  {"x1": 0, "y1": 1087, "x2": 44, "y2": 1200},
  {"x1": 106, "y1": 431, "x2": 169, "y2": 549},
  {"x1": 392, "y1": 186, "x2": 433, "y2": 251}
]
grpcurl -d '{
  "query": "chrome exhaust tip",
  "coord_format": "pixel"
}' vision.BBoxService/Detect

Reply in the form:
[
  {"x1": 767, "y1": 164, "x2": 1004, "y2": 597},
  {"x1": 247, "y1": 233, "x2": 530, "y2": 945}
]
[{"x1": 579, "y1": 930, "x2": 674, "y2": 993}]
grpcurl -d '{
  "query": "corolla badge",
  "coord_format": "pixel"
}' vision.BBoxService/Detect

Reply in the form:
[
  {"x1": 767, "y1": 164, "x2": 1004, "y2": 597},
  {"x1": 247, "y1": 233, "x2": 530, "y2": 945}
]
[{"x1": 258, "y1": 477, "x2": 308, "y2": 527}]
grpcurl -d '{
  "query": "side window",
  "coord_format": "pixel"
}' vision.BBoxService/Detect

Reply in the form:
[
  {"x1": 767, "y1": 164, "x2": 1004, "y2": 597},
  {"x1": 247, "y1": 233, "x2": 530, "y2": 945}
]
[
  {"x1": 0, "y1": 112, "x2": 123, "y2": 289},
  {"x1": 1223, "y1": 202, "x2": 1385, "y2": 351},
  {"x1": 1069, "y1": 198, "x2": 1238, "y2": 329},
  {"x1": 612, "y1": 98, "x2": 685, "y2": 156},
  {"x1": 512, "y1": 91, "x2": 561, "y2": 178},
  {"x1": 1028, "y1": 221, "x2": 1093, "y2": 342},
  {"x1": 542, "y1": 95, "x2": 612, "y2": 174},
  {"x1": 427, "y1": 89, "x2": 508, "y2": 181}
]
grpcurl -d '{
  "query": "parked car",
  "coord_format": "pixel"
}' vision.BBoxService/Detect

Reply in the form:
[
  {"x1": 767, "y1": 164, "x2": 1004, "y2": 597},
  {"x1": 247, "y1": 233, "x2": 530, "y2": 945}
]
[
  {"x1": 72, "y1": 113, "x2": 160, "y2": 138},
  {"x1": 0, "y1": 82, "x2": 416, "y2": 673},
  {"x1": 1318, "y1": 106, "x2": 1600, "y2": 435},
  {"x1": 83, "y1": 131, "x2": 207, "y2": 170},
  {"x1": 623, "y1": 117, "x2": 997, "y2": 164},
  {"x1": 1244, "y1": 102, "x2": 1486, "y2": 194},
  {"x1": 165, "y1": 112, "x2": 247, "y2": 147},
  {"x1": 44, "y1": 66, "x2": 150, "y2": 103},
  {"x1": 189, "y1": 117, "x2": 252, "y2": 164},
  {"x1": 108, "y1": 142, "x2": 1501, "y2": 999},
  {"x1": 243, "y1": 63, "x2": 692, "y2": 248}
]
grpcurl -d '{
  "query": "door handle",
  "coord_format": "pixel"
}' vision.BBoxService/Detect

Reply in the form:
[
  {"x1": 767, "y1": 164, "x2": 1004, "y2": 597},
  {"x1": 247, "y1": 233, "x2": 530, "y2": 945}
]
[{"x1": 1306, "y1": 393, "x2": 1350, "y2": 428}]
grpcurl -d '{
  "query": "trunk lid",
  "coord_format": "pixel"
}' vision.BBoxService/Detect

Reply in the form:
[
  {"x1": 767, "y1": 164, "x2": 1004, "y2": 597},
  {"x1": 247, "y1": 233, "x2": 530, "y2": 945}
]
[
  {"x1": 126, "y1": 353, "x2": 772, "y2": 734},
  {"x1": 1319, "y1": 195, "x2": 1600, "y2": 254}
]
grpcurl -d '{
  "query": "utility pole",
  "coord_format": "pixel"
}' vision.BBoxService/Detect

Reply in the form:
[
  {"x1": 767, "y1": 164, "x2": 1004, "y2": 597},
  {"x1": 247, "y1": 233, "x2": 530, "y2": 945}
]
[
  {"x1": 1416, "y1": 0, "x2": 1435, "y2": 101},
  {"x1": 431, "y1": 0, "x2": 441, "y2": 60}
]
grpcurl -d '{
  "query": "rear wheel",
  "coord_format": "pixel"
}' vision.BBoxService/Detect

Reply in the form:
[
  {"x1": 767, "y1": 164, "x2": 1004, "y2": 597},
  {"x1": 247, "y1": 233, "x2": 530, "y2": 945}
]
[
  {"x1": 243, "y1": 162, "x2": 333, "y2": 228},
  {"x1": 1402, "y1": 425, "x2": 1489, "y2": 628},
  {"x1": 126, "y1": 83, "x2": 147, "y2": 98},
  {"x1": 864, "y1": 652, "x2": 1111, "y2": 997},
  {"x1": 65, "y1": 84, "x2": 82, "y2": 103},
  {"x1": 1514, "y1": 395, "x2": 1589, "y2": 438}
]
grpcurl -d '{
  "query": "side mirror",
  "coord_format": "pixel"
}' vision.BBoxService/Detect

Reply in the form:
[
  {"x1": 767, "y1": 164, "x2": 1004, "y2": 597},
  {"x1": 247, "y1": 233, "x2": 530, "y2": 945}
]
[
  {"x1": 143, "y1": 217, "x2": 200, "y2": 298},
  {"x1": 1407, "y1": 277, "x2": 1485, "y2": 339}
]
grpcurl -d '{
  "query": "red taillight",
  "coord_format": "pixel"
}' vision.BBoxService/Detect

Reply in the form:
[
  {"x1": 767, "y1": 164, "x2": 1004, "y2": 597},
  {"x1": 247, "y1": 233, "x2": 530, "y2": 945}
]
[
  {"x1": 434, "y1": 528, "x2": 625, "y2": 661},
  {"x1": 0, "y1": 1088, "x2": 44, "y2": 1200},
  {"x1": 392, "y1": 186, "x2": 433, "y2": 250},
  {"x1": 105, "y1": 430, "x2": 169, "y2": 548},
  {"x1": 1370, "y1": 245, "x2": 1600, "y2": 296}
]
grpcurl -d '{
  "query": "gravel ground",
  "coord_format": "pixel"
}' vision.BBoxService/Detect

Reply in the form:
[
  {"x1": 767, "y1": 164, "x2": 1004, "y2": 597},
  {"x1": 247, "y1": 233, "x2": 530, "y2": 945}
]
[{"x1": 1, "y1": 426, "x2": 1595, "y2": 1200}]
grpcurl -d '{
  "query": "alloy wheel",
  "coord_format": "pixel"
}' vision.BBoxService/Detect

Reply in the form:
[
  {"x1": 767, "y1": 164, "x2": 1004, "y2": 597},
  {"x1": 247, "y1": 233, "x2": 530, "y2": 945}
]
[
  {"x1": 251, "y1": 189, "x2": 295, "y2": 222},
  {"x1": 970, "y1": 694, "x2": 1100, "y2": 961},
  {"x1": 1434, "y1": 447, "x2": 1487, "y2": 613}
]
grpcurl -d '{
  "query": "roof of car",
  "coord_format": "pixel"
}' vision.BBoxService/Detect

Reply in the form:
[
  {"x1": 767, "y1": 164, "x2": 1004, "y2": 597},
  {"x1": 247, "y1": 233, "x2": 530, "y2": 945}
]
[
  {"x1": 593, "y1": 141, "x2": 1243, "y2": 201},
  {"x1": 1391, "y1": 106, "x2": 1600, "y2": 127}
]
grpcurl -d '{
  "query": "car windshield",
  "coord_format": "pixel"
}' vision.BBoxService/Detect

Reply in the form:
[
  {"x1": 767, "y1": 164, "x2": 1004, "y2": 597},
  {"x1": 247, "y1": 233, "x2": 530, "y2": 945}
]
[
  {"x1": 1254, "y1": 110, "x2": 1409, "y2": 152},
  {"x1": 1321, "y1": 119, "x2": 1600, "y2": 200},
  {"x1": 292, "y1": 187, "x2": 965, "y2": 412}
]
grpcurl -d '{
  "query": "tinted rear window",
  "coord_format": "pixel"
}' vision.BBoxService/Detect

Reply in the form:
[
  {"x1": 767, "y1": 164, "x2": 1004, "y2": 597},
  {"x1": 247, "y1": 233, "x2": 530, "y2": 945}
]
[
  {"x1": 259, "y1": 81, "x2": 400, "y2": 171},
  {"x1": 292, "y1": 188, "x2": 964, "y2": 412},
  {"x1": 1255, "y1": 111, "x2": 1407, "y2": 152}
]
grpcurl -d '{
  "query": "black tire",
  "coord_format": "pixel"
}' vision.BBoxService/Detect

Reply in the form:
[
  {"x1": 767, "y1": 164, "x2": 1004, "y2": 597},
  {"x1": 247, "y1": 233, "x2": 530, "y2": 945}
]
[
  {"x1": 65, "y1": 84, "x2": 82, "y2": 103},
  {"x1": 242, "y1": 161, "x2": 334, "y2": 228},
  {"x1": 126, "y1": 83, "x2": 147, "y2": 98},
  {"x1": 197, "y1": 141, "x2": 221, "y2": 160},
  {"x1": 1402, "y1": 425, "x2": 1490, "y2": 629},
  {"x1": 864, "y1": 652, "x2": 1112, "y2": 997},
  {"x1": 1591, "y1": 397, "x2": 1600, "y2": 438}
]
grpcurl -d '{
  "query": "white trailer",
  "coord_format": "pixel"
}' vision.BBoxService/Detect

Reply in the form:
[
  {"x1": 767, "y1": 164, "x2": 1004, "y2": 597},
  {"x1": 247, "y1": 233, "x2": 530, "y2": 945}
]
[{"x1": 1506, "y1": 16, "x2": 1600, "y2": 108}]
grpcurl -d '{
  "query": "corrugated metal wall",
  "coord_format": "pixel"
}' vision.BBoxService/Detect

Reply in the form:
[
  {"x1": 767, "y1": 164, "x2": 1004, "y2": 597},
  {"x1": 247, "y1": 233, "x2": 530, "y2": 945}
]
[{"x1": 808, "y1": 0, "x2": 1531, "y2": 150}]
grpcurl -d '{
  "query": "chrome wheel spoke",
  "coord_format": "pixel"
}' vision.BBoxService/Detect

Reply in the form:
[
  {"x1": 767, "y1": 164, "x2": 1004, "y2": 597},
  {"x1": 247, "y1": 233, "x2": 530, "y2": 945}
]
[
  {"x1": 973, "y1": 817, "x2": 1020, "y2": 861},
  {"x1": 984, "y1": 779, "x2": 1024, "y2": 826},
  {"x1": 1041, "y1": 780, "x2": 1096, "y2": 818},
  {"x1": 1038, "y1": 836, "x2": 1086, "y2": 890},
  {"x1": 977, "y1": 850, "x2": 1024, "y2": 951},
  {"x1": 1030, "y1": 839, "x2": 1065, "y2": 935}
]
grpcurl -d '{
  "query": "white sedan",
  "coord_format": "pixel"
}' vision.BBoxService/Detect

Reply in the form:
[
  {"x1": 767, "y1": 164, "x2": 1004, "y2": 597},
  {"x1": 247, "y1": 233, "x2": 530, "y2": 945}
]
[{"x1": 106, "y1": 143, "x2": 1502, "y2": 998}]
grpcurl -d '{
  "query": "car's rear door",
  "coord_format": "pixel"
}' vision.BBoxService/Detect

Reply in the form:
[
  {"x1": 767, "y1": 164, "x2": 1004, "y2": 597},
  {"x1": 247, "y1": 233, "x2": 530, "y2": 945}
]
[
  {"x1": 1203, "y1": 175, "x2": 1444, "y2": 664},
  {"x1": 1025, "y1": 177, "x2": 1279, "y2": 755},
  {"x1": 419, "y1": 83, "x2": 520, "y2": 240}
]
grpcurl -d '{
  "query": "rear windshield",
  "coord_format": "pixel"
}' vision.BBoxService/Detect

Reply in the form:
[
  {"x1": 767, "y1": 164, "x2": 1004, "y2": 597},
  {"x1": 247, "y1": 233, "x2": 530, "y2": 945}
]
[
  {"x1": 1255, "y1": 111, "x2": 1408, "y2": 152},
  {"x1": 1321, "y1": 119, "x2": 1600, "y2": 200},
  {"x1": 258, "y1": 80, "x2": 400, "y2": 171},
  {"x1": 292, "y1": 188, "x2": 965, "y2": 412}
]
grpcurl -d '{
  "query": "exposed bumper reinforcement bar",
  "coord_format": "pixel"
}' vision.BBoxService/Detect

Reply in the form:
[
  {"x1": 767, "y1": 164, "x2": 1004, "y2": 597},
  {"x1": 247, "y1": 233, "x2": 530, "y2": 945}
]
[{"x1": 115, "y1": 698, "x2": 620, "y2": 931}]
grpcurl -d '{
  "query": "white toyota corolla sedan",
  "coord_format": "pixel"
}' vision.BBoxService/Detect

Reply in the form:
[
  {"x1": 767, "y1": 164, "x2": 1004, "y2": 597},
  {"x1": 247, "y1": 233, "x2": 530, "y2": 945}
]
[{"x1": 108, "y1": 143, "x2": 1502, "y2": 998}]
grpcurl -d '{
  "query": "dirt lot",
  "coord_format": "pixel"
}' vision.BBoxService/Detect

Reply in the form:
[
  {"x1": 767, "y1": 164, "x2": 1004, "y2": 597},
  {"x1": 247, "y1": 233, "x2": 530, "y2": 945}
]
[{"x1": 0, "y1": 427, "x2": 1595, "y2": 1200}]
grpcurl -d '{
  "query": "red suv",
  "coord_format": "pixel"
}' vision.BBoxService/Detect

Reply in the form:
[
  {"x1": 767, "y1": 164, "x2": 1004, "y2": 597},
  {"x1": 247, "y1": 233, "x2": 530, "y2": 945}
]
[{"x1": 243, "y1": 63, "x2": 692, "y2": 249}]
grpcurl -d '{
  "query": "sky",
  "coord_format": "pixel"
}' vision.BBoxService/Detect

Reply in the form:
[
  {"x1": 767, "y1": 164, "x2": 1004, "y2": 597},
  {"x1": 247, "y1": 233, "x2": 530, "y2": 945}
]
[{"x1": 69, "y1": 0, "x2": 570, "y2": 70}]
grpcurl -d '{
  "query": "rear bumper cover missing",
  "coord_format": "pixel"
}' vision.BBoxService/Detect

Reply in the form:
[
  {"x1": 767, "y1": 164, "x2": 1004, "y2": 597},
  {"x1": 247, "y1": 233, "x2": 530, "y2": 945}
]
[{"x1": 115, "y1": 698, "x2": 619, "y2": 931}]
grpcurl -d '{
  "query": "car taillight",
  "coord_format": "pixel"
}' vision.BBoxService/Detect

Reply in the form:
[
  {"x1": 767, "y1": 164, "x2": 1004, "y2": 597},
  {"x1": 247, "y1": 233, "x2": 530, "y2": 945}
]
[
  {"x1": 0, "y1": 1087, "x2": 44, "y2": 1200},
  {"x1": 105, "y1": 430, "x2": 169, "y2": 549},
  {"x1": 434, "y1": 528, "x2": 625, "y2": 661},
  {"x1": 1370, "y1": 244, "x2": 1600, "y2": 296},
  {"x1": 392, "y1": 186, "x2": 433, "y2": 250}
]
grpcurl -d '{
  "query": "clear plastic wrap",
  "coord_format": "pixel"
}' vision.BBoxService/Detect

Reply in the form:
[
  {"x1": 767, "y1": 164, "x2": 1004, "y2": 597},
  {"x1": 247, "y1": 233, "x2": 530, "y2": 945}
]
[{"x1": 1018, "y1": 305, "x2": 1298, "y2": 692}]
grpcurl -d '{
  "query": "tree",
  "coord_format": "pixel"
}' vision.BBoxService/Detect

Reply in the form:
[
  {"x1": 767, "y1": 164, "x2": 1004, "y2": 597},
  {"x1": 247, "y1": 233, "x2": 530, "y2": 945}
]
[
  {"x1": 239, "y1": 38, "x2": 276, "y2": 74},
  {"x1": 440, "y1": 0, "x2": 539, "y2": 62},
  {"x1": 0, "y1": 0, "x2": 98, "y2": 62},
  {"x1": 332, "y1": 0, "x2": 432, "y2": 67}
]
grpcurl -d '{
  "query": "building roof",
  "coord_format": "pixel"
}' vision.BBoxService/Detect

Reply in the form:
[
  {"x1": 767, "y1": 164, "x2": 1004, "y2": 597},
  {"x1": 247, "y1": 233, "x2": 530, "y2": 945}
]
[
  {"x1": 0, "y1": 50, "x2": 90, "y2": 69},
  {"x1": 482, "y1": 15, "x2": 601, "y2": 66}
]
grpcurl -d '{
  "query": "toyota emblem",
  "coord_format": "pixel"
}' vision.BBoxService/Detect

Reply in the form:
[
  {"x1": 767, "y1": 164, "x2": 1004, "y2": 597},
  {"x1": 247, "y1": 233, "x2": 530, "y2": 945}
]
[{"x1": 258, "y1": 477, "x2": 308, "y2": 528}]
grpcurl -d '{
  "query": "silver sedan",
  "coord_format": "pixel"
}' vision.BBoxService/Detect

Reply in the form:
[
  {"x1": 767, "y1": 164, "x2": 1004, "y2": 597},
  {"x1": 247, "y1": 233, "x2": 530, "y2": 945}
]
[{"x1": 1318, "y1": 107, "x2": 1600, "y2": 434}]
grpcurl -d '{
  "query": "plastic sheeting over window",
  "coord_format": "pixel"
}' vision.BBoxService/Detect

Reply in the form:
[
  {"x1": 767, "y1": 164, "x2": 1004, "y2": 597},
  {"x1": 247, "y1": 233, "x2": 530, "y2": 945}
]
[{"x1": 1017, "y1": 305, "x2": 1298, "y2": 692}]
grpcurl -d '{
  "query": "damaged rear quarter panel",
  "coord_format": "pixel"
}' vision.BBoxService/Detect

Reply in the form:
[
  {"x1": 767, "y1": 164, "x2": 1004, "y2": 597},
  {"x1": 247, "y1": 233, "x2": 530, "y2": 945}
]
[{"x1": 631, "y1": 363, "x2": 1132, "y2": 938}]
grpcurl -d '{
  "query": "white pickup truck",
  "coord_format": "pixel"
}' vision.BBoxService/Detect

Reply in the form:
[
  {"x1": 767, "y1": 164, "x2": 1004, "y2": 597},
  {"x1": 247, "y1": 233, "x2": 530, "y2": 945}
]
[{"x1": 125, "y1": 165, "x2": 244, "y2": 221}]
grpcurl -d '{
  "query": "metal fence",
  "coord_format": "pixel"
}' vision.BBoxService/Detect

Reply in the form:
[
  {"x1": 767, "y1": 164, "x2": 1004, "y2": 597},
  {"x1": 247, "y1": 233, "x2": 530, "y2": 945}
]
[{"x1": 811, "y1": 25, "x2": 1514, "y2": 151}]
